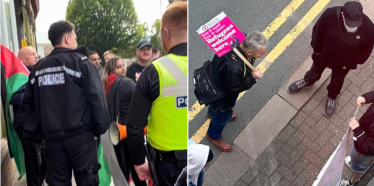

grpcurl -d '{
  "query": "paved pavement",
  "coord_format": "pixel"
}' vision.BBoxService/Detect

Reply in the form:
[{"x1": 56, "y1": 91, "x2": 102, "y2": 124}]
[{"x1": 202, "y1": 49, "x2": 374, "y2": 186}]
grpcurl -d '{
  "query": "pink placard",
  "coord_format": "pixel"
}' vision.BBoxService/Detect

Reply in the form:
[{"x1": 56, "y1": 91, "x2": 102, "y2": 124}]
[{"x1": 197, "y1": 12, "x2": 246, "y2": 57}]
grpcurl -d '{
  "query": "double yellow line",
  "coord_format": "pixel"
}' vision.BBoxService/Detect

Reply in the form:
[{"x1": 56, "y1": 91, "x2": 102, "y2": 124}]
[{"x1": 190, "y1": 0, "x2": 331, "y2": 143}]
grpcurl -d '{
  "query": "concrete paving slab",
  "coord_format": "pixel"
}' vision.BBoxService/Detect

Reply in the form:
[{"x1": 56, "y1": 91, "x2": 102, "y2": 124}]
[
  {"x1": 361, "y1": 0, "x2": 374, "y2": 21},
  {"x1": 233, "y1": 95, "x2": 297, "y2": 160},
  {"x1": 204, "y1": 145, "x2": 254, "y2": 186},
  {"x1": 277, "y1": 56, "x2": 331, "y2": 110}
]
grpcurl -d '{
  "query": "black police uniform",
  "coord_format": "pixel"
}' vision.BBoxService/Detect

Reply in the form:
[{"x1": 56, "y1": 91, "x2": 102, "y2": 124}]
[{"x1": 21, "y1": 47, "x2": 110, "y2": 186}]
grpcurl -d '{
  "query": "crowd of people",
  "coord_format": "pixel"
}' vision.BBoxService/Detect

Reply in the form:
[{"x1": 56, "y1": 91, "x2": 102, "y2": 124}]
[
  {"x1": 8, "y1": 1, "x2": 187, "y2": 186},
  {"x1": 7, "y1": 0, "x2": 374, "y2": 186}
]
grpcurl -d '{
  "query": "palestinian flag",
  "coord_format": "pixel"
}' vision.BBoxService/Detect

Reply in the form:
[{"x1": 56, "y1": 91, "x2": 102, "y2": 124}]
[
  {"x1": 98, "y1": 142, "x2": 111, "y2": 186},
  {"x1": 1, "y1": 44, "x2": 28, "y2": 179}
]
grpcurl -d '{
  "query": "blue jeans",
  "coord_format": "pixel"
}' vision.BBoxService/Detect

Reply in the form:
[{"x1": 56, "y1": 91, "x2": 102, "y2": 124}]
[
  {"x1": 349, "y1": 146, "x2": 374, "y2": 173},
  {"x1": 207, "y1": 106, "x2": 233, "y2": 140},
  {"x1": 188, "y1": 169, "x2": 205, "y2": 186}
]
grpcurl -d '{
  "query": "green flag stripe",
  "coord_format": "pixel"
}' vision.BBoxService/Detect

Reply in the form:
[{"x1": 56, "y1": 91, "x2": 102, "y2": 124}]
[
  {"x1": 5, "y1": 100, "x2": 25, "y2": 179},
  {"x1": 5, "y1": 73, "x2": 29, "y2": 100},
  {"x1": 5, "y1": 73, "x2": 28, "y2": 179}
]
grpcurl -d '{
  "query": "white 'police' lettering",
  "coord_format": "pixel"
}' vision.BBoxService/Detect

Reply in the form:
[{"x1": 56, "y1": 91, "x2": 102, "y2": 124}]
[
  {"x1": 38, "y1": 73, "x2": 65, "y2": 87},
  {"x1": 176, "y1": 96, "x2": 187, "y2": 108}
]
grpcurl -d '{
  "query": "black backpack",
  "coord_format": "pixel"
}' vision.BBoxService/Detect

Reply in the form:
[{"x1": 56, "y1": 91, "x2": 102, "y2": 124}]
[{"x1": 193, "y1": 60, "x2": 226, "y2": 105}]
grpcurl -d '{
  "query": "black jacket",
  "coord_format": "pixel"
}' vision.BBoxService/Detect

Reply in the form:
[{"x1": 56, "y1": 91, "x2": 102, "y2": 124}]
[
  {"x1": 21, "y1": 47, "x2": 110, "y2": 140},
  {"x1": 353, "y1": 90, "x2": 374, "y2": 156},
  {"x1": 9, "y1": 84, "x2": 26, "y2": 137},
  {"x1": 311, "y1": 7, "x2": 374, "y2": 69},
  {"x1": 209, "y1": 46, "x2": 257, "y2": 113},
  {"x1": 106, "y1": 76, "x2": 135, "y2": 125}
]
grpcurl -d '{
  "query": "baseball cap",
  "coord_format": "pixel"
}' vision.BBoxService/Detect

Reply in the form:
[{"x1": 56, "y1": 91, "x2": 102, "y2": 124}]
[
  {"x1": 137, "y1": 39, "x2": 152, "y2": 49},
  {"x1": 343, "y1": 1, "x2": 363, "y2": 27}
]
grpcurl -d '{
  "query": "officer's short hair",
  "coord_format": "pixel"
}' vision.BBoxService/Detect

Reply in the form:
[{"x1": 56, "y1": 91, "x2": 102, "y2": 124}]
[
  {"x1": 162, "y1": 1, "x2": 187, "y2": 32},
  {"x1": 242, "y1": 31, "x2": 268, "y2": 52},
  {"x1": 48, "y1": 20, "x2": 75, "y2": 47}
]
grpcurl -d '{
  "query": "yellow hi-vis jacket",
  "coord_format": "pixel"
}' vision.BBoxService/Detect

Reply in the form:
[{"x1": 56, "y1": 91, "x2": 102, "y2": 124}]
[{"x1": 147, "y1": 53, "x2": 187, "y2": 151}]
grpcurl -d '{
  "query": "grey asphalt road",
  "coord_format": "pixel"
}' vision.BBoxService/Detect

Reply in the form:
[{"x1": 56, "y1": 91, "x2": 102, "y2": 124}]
[{"x1": 188, "y1": 0, "x2": 348, "y2": 162}]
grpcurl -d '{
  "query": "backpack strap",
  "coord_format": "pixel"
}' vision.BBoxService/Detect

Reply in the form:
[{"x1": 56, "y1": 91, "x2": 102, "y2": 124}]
[{"x1": 106, "y1": 77, "x2": 122, "y2": 121}]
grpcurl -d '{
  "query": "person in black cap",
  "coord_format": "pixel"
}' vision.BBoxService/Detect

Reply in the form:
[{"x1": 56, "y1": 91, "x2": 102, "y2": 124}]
[
  {"x1": 126, "y1": 39, "x2": 153, "y2": 82},
  {"x1": 288, "y1": 1, "x2": 374, "y2": 117}
]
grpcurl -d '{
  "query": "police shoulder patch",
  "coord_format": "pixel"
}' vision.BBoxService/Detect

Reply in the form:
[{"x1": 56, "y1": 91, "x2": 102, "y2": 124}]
[{"x1": 176, "y1": 96, "x2": 187, "y2": 108}]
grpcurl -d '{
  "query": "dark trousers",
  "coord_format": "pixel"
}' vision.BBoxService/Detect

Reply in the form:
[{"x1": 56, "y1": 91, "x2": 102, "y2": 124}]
[
  {"x1": 114, "y1": 139, "x2": 146, "y2": 186},
  {"x1": 304, "y1": 54, "x2": 350, "y2": 99},
  {"x1": 156, "y1": 160, "x2": 184, "y2": 186},
  {"x1": 45, "y1": 131, "x2": 100, "y2": 186},
  {"x1": 207, "y1": 105, "x2": 233, "y2": 140},
  {"x1": 21, "y1": 139, "x2": 48, "y2": 186}
]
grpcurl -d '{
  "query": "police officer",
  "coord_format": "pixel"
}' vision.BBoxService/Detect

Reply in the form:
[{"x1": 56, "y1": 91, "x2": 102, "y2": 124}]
[
  {"x1": 126, "y1": 1, "x2": 187, "y2": 185},
  {"x1": 21, "y1": 20, "x2": 109, "y2": 186}
]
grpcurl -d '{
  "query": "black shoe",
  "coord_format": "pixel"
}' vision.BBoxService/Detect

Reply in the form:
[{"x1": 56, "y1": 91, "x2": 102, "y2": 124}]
[
  {"x1": 288, "y1": 79, "x2": 312, "y2": 93},
  {"x1": 324, "y1": 97, "x2": 336, "y2": 117}
]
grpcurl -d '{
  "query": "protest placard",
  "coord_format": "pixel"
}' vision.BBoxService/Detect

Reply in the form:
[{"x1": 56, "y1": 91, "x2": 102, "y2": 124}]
[
  {"x1": 313, "y1": 129, "x2": 350, "y2": 186},
  {"x1": 197, "y1": 12, "x2": 255, "y2": 71}
]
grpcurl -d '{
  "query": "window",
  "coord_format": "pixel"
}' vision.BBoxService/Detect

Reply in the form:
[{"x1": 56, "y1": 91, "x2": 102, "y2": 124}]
[{"x1": 0, "y1": 0, "x2": 19, "y2": 54}]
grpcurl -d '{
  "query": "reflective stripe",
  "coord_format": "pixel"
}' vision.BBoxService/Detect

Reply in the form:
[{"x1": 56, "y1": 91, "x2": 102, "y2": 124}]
[
  {"x1": 163, "y1": 85, "x2": 187, "y2": 97},
  {"x1": 158, "y1": 56, "x2": 187, "y2": 97}
]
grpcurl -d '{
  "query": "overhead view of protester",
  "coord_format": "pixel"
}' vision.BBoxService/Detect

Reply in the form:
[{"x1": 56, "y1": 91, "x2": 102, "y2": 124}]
[
  {"x1": 187, "y1": 139, "x2": 213, "y2": 186},
  {"x1": 204, "y1": 31, "x2": 267, "y2": 152},
  {"x1": 288, "y1": 1, "x2": 374, "y2": 117},
  {"x1": 339, "y1": 91, "x2": 374, "y2": 186},
  {"x1": 126, "y1": 1, "x2": 187, "y2": 185},
  {"x1": 126, "y1": 39, "x2": 153, "y2": 82}
]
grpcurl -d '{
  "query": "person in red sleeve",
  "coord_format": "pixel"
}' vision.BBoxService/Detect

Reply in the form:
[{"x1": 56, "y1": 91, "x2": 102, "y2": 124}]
[
  {"x1": 101, "y1": 57, "x2": 146, "y2": 186},
  {"x1": 340, "y1": 91, "x2": 374, "y2": 186}
]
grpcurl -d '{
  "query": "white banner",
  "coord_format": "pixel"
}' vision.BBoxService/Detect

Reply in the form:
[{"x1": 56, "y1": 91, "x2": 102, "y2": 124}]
[{"x1": 313, "y1": 129, "x2": 350, "y2": 186}]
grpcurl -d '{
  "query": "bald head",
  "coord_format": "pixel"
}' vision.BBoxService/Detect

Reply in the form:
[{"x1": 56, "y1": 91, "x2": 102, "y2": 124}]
[
  {"x1": 160, "y1": 1, "x2": 187, "y2": 53},
  {"x1": 18, "y1": 47, "x2": 38, "y2": 67}
]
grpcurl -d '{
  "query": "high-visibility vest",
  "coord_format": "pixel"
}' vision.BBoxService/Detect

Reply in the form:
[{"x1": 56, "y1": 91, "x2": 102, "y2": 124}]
[{"x1": 147, "y1": 53, "x2": 187, "y2": 151}]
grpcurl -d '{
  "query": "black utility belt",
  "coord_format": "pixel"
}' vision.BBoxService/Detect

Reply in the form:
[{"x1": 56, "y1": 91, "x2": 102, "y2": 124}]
[{"x1": 155, "y1": 150, "x2": 187, "y2": 169}]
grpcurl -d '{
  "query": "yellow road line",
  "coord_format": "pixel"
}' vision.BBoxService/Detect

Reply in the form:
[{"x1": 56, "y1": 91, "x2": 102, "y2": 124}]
[
  {"x1": 262, "y1": 0, "x2": 306, "y2": 39},
  {"x1": 188, "y1": 0, "x2": 306, "y2": 123},
  {"x1": 191, "y1": 0, "x2": 331, "y2": 143}
]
